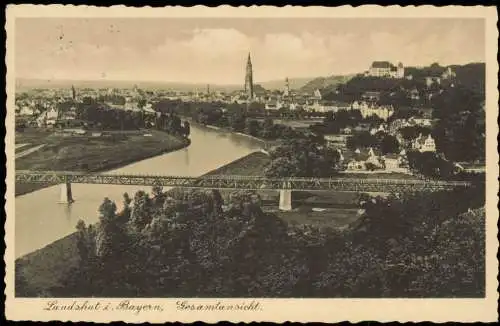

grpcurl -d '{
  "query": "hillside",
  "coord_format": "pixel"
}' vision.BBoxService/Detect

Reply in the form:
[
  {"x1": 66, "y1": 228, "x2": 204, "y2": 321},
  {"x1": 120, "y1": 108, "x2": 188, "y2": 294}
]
[
  {"x1": 299, "y1": 75, "x2": 354, "y2": 94},
  {"x1": 259, "y1": 77, "x2": 316, "y2": 91}
]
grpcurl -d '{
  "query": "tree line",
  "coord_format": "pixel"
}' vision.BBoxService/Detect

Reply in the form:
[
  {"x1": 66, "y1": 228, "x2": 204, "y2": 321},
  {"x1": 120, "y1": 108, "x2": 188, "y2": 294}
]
[{"x1": 73, "y1": 98, "x2": 190, "y2": 137}]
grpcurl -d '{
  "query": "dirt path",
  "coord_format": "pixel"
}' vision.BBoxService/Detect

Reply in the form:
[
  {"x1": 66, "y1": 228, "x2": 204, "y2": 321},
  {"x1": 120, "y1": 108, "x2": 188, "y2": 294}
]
[
  {"x1": 15, "y1": 143, "x2": 31, "y2": 150},
  {"x1": 15, "y1": 144, "x2": 46, "y2": 159}
]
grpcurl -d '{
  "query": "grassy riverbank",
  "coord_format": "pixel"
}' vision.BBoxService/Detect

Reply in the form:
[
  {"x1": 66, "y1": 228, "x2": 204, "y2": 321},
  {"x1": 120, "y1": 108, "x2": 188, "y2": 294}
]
[{"x1": 15, "y1": 129, "x2": 190, "y2": 196}]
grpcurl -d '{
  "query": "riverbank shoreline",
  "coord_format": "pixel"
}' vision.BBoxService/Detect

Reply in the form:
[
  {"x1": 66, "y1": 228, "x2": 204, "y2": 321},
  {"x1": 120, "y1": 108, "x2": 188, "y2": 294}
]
[
  {"x1": 15, "y1": 131, "x2": 191, "y2": 197},
  {"x1": 183, "y1": 117, "x2": 277, "y2": 147}
]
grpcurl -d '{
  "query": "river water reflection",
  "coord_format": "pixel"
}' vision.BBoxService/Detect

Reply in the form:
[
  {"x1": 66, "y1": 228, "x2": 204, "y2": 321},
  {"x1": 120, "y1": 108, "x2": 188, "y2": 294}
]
[{"x1": 15, "y1": 124, "x2": 263, "y2": 258}]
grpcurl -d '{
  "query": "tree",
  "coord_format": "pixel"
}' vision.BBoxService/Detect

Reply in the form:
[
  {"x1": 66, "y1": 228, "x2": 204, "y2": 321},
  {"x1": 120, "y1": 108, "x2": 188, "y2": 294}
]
[
  {"x1": 406, "y1": 151, "x2": 456, "y2": 179},
  {"x1": 229, "y1": 112, "x2": 246, "y2": 132},
  {"x1": 346, "y1": 132, "x2": 378, "y2": 150},
  {"x1": 432, "y1": 85, "x2": 484, "y2": 162},
  {"x1": 265, "y1": 135, "x2": 341, "y2": 177},
  {"x1": 245, "y1": 119, "x2": 260, "y2": 137},
  {"x1": 380, "y1": 135, "x2": 400, "y2": 154},
  {"x1": 260, "y1": 118, "x2": 275, "y2": 139},
  {"x1": 96, "y1": 198, "x2": 122, "y2": 259},
  {"x1": 182, "y1": 121, "x2": 190, "y2": 137},
  {"x1": 129, "y1": 191, "x2": 154, "y2": 232}
]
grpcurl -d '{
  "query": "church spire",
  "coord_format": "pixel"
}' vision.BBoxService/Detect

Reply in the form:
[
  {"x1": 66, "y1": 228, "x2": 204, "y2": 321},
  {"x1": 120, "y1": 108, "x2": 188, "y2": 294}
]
[{"x1": 245, "y1": 52, "x2": 254, "y2": 99}]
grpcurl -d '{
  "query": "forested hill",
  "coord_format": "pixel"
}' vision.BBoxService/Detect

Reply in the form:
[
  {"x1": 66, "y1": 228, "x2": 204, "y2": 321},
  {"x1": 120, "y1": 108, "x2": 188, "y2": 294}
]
[
  {"x1": 404, "y1": 62, "x2": 485, "y2": 97},
  {"x1": 299, "y1": 75, "x2": 354, "y2": 94},
  {"x1": 449, "y1": 63, "x2": 485, "y2": 97}
]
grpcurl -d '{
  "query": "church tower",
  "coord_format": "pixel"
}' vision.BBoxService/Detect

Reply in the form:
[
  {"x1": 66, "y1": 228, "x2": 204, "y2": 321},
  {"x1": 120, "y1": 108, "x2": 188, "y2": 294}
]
[
  {"x1": 284, "y1": 77, "x2": 290, "y2": 97},
  {"x1": 244, "y1": 53, "x2": 254, "y2": 99},
  {"x1": 71, "y1": 85, "x2": 76, "y2": 100}
]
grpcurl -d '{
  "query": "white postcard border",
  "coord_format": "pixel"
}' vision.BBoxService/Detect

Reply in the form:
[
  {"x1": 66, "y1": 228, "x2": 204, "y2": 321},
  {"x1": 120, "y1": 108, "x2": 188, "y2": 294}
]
[{"x1": 4, "y1": 5, "x2": 499, "y2": 323}]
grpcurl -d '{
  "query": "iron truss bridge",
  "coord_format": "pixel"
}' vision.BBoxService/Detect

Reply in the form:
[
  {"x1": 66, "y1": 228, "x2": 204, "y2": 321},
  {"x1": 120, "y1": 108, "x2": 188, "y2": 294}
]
[{"x1": 15, "y1": 170, "x2": 473, "y2": 193}]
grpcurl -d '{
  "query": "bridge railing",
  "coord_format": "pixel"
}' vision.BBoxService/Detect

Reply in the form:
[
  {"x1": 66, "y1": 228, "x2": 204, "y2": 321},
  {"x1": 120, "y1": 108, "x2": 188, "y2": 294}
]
[{"x1": 15, "y1": 170, "x2": 473, "y2": 191}]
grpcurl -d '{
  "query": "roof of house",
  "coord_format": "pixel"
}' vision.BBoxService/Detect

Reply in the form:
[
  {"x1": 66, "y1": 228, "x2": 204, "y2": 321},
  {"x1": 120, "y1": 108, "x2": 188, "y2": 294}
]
[
  {"x1": 384, "y1": 153, "x2": 400, "y2": 160},
  {"x1": 371, "y1": 61, "x2": 394, "y2": 69},
  {"x1": 363, "y1": 91, "x2": 381, "y2": 96},
  {"x1": 344, "y1": 147, "x2": 382, "y2": 162}
]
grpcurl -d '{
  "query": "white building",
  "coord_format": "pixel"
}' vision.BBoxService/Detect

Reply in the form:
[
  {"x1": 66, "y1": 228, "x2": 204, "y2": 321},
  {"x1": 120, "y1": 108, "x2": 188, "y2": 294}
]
[
  {"x1": 441, "y1": 66, "x2": 456, "y2": 80},
  {"x1": 412, "y1": 134, "x2": 437, "y2": 152},
  {"x1": 19, "y1": 106, "x2": 35, "y2": 116},
  {"x1": 425, "y1": 76, "x2": 441, "y2": 88},
  {"x1": 366, "y1": 61, "x2": 404, "y2": 78},
  {"x1": 46, "y1": 107, "x2": 58, "y2": 120},
  {"x1": 352, "y1": 101, "x2": 394, "y2": 121},
  {"x1": 313, "y1": 89, "x2": 322, "y2": 100}
]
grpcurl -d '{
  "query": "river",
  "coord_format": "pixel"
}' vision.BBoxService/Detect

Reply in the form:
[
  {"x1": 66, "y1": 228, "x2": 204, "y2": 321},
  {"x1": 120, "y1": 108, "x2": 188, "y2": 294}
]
[{"x1": 15, "y1": 124, "x2": 264, "y2": 258}]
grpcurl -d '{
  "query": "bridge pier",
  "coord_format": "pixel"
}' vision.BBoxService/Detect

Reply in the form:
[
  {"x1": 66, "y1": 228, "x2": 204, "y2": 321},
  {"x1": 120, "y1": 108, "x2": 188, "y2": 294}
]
[
  {"x1": 59, "y1": 181, "x2": 74, "y2": 204},
  {"x1": 279, "y1": 189, "x2": 292, "y2": 211}
]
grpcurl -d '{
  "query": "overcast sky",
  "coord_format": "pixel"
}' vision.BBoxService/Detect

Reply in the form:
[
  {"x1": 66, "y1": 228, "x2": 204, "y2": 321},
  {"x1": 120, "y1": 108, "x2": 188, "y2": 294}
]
[{"x1": 15, "y1": 18, "x2": 485, "y2": 84}]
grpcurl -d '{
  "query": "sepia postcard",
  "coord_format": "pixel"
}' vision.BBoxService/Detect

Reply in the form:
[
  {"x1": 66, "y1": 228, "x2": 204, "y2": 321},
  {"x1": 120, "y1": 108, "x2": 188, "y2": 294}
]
[{"x1": 4, "y1": 4, "x2": 499, "y2": 323}]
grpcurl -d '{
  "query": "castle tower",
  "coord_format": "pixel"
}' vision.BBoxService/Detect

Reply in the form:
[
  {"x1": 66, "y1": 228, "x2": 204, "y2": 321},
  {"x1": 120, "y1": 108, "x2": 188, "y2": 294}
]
[{"x1": 245, "y1": 53, "x2": 254, "y2": 99}]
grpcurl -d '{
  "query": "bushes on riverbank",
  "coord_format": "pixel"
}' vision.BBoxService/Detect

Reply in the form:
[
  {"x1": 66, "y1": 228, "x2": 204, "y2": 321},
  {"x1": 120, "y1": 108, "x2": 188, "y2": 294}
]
[{"x1": 16, "y1": 182, "x2": 485, "y2": 298}]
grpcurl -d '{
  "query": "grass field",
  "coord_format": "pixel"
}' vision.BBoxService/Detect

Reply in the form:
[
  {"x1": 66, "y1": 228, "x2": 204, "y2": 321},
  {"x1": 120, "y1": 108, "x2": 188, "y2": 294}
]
[
  {"x1": 15, "y1": 129, "x2": 189, "y2": 196},
  {"x1": 205, "y1": 151, "x2": 271, "y2": 176}
]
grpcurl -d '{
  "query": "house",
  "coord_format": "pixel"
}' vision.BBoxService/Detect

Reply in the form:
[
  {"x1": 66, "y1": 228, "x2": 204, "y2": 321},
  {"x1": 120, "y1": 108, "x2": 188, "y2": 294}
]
[
  {"x1": 380, "y1": 150, "x2": 409, "y2": 173},
  {"x1": 346, "y1": 147, "x2": 385, "y2": 171},
  {"x1": 410, "y1": 117, "x2": 432, "y2": 127},
  {"x1": 370, "y1": 123, "x2": 387, "y2": 135},
  {"x1": 324, "y1": 134, "x2": 349, "y2": 148},
  {"x1": 352, "y1": 101, "x2": 394, "y2": 121},
  {"x1": 409, "y1": 88, "x2": 420, "y2": 100},
  {"x1": 61, "y1": 111, "x2": 77, "y2": 121},
  {"x1": 441, "y1": 66, "x2": 456, "y2": 80},
  {"x1": 313, "y1": 89, "x2": 322, "y2": 100},
  {"x1": 63, "y1": 128, "x2": 87, "y2": 135},
  {"x1": 265, "y1": 100, "x2": 280, "y2": 111},
  {"x1": 19, "y1": 106, "x2": 35, "y2": 116},
  {"x1": 361, "y1": 91, "x2": 381, "y2": 102},
  {"x1": 415, "y1": 107, "x2": 433, "y2": 119},
  {"x1": 341, "y1": 127, "x2": 352, "y2": 135},
  {"x1": 412, "y1": 134, "x2": 437, "y2": 152},
  {"x1": 388, "y1": 118, "x2": 410, "y2": 134},
  {"x1": 425, "y1": 76, "x2": 441, "y2": 88},
  {"x1": 46, "y1": 107, "x2": 58, "y2": 121},
  {"x1": 383, "y1": 153, "x2": 400, "y2": 171},
  {"x1": 35, "y1": 111, "x2": 47, "y2": 127}
]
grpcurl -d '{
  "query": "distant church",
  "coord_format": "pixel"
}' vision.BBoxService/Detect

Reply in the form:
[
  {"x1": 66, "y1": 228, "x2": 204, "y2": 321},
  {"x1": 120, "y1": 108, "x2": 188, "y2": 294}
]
[{"x1": 244, "y1": 52, "x2": 254, "y2": 99}]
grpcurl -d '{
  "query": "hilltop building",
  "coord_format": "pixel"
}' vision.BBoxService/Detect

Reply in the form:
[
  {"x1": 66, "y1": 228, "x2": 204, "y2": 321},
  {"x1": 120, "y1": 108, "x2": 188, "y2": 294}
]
[{"x1": 366, "y1": 61, "x2": 404, "y2": 78}]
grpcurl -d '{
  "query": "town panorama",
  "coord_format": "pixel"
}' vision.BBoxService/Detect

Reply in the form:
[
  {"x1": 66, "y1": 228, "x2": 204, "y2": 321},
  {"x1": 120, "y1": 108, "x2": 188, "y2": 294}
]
[{"x1": 14, "y1": 17, "x2": 486, "y2": 299}]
